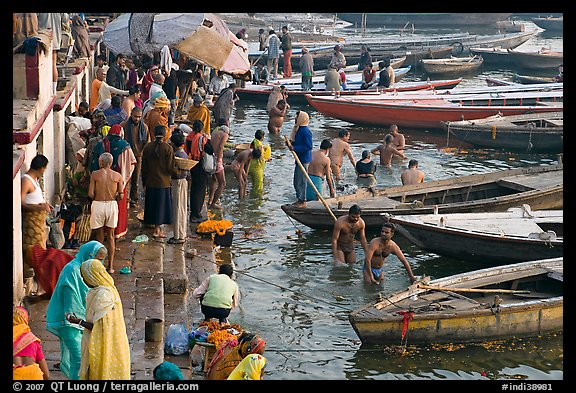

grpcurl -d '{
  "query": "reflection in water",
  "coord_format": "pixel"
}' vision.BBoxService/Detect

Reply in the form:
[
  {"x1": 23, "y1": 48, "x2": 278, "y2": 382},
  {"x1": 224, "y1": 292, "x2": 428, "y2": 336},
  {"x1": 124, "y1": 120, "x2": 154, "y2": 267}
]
[{"x1": 345, "y1": 333, "x2": 563, "y2": 380}]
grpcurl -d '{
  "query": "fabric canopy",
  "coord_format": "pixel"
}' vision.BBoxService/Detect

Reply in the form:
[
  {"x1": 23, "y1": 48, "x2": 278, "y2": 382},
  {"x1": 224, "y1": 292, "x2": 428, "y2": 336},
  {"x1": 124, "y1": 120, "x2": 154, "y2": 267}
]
[{"x1": 102, "y1": 13, "x2": 250, "y2": 74}]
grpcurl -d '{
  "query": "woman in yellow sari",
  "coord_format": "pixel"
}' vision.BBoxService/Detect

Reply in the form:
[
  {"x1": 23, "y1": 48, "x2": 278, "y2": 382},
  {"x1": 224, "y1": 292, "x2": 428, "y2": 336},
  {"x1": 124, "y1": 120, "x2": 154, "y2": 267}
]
[
  {"x1": 66, "y1": 259, "x2": 130, "y2": 380},
  {"x1": 247, "y1": 129, "x2": 271, "y2": 196},
  {"x1": 227, "y1": 354, "x2": 266, "y2": 380},
  {"x1": 13, "y1": 306, "x2": 50, "y2": 380}
]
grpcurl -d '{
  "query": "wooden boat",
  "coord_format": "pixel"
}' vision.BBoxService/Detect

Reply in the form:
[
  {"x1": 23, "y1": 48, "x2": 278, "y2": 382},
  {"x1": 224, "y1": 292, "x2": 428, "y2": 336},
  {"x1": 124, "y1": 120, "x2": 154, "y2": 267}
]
[
  {"x1": 507, "y1": 48, "x2": 563, "y2": 70},
  {"x1": 443, "y1": 111, "x2": 563, "y2": 152},
  {"x1": 485, "y1": 77, "x2": 516, "y2": 86},
  {"x1": 469, "y1": 46, "x2": 512, "y2": 65},
  {"x1": 235, "y1": 78, "x2": 463, "y2": 104},
  {"x1": 514, "y1": 74, "x2": 558, "y2": 84},
  {"x1": 304, "y1": 92, "x2": 563, "y2": 130},
  {"x1": 280, "y1": 164, "x2": 563, "y2": 230},
  {"x1": 387, "y1": 205, "x2": 563, "y2": 263},
  {"x1": 531, "y1": 16, "x2": 563, "y2": 31},
  {"x1": 420, "y1": 55, "x2": 484, "y2": 75},
  {"x1": 348, "y1": 257, "x2": 563, "y2": 344},
  {"x1": 336, "y1": 13, "x2": 513, "y2": 27}
]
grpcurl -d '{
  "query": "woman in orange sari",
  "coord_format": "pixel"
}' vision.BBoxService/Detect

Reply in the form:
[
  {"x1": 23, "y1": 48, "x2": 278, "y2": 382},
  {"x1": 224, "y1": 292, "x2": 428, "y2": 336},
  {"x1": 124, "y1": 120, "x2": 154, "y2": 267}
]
[{"x1": 13, "y1": 306, "x2": 50, "y2": 380}]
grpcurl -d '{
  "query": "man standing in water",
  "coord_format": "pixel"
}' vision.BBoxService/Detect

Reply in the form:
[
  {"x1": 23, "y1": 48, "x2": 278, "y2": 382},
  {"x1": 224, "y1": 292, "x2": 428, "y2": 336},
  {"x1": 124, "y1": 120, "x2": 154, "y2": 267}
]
[
  {"x1": 363, "y1": 222, "x2": 416, "y2": 285},
  {"x1": 401, "y1": 159, "x2": 425, "y2": 185},
  {"x1": 371, "y1": 134, "x2": 407, "y2": 168},
  {"x1": 328, "y1": 130, "x2": 356, "y2": 182},
  {"x1": 268, "y1": 99, "x2": 289, "y2": 134},
  {"x1": 331, "y1": 204, "x2": 369, "y2": 265}
]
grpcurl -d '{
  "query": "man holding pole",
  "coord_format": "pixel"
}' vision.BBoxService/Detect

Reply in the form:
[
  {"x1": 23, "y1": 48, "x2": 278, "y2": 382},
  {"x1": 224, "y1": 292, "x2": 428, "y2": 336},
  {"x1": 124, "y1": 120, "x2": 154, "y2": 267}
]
[{"x1": 287, "y1": 110, "x2": 313, "y2": 208}]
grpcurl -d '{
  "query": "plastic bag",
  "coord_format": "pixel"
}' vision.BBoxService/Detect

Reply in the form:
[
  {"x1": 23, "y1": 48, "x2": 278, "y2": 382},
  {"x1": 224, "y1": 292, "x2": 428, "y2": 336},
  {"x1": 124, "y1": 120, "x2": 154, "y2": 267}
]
[{"x1": 164, "y1": 323, "x2": 190, "y2": 356}]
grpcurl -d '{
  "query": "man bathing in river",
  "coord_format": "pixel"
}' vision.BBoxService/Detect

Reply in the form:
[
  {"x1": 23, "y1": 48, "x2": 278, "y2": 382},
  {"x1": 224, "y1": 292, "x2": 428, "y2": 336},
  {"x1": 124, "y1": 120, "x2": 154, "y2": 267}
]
[
  {"x1": 363, "y1": 222, "x2": 416, "y2": 285},
  {"x1": 331, "y1": 204, "x2": 369, "y2": 264}
]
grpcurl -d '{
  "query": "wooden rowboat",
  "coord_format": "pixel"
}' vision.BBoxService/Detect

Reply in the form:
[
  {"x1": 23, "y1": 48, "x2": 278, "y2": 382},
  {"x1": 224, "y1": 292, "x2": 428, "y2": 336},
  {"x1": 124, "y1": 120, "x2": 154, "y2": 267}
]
[
  {"x1": 304, "y1": 92, "x2": 563, "y2": 130},
  {"x1": 507, "y1": 48, "x2": 563, "y2": 70},
  {"x1": 442, "y1": 111, "x2": 563, "y2": 152},
  {"x1": 280, "y1": 164, "x2": 563, "y2": 230},
  {"x1": 349, "y1": 257, "x2": 563, "y2": 344},
  {"x1": 420, "y1": 55, "x2": 484, "y2": 76},
  {"x1": 387, "y1": 205, "x2": 563, "y2": 263},
  {"x1": 235, "y1": 77, "x2": 462, "y2": 104},
  {"x1": 531, "y1": 16, "x2": 563, "y2": 32}
]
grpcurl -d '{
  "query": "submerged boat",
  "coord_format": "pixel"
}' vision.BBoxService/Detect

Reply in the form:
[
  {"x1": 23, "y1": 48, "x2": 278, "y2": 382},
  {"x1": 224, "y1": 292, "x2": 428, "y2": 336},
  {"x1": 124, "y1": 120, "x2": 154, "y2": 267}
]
[
  {"x1": 349, "y1": 257, "x2": 563, "y2": 344},
  {"x1": 387, "y1": 205, "x2": 563, "y2": 263},
  {"x1": 280, "y1": 164, "x2": 563, "y2": 230},
  {"x1": 443, "y1": 111, "x2": 563, "y2": 152}
]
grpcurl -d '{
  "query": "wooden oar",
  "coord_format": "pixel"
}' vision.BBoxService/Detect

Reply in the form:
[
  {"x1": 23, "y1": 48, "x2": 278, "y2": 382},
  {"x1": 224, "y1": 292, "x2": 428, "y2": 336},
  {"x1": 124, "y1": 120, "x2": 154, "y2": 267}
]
[
  {"x1": 417, "y1": 283, "x2": 530, "y2": 294},
  {"x1": 284, "y1": 135, "x2": 338, "y2": 223}
]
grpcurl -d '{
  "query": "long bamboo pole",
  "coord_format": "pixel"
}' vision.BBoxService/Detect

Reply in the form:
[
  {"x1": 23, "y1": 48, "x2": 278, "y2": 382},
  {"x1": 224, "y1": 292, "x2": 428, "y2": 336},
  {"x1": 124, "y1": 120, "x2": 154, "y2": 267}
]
[
  {"x1": 284, "y1": 135, "x2": 338, "y2": 223},
  {"x1": 417, "y1": 284, "x2": 530, "y2": 295}
]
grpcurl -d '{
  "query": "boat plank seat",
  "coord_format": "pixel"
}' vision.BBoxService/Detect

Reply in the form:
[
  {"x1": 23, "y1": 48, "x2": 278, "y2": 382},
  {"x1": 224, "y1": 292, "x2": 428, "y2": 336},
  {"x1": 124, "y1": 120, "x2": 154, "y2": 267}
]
[
  {"x1": 543, "y1": 119, "x2": 563, "y2": 127},
  {"x1": 499, "y1": 170, "x2": 563, "y2": 190},
  {"x1": 441, "y1": 219, "x2": 549, "y2": 236},
  {"x1": 447, "y1": 268, "x2": 553, "y2": 290},
  {"x1": 544, "y1": 266, "x2": 563, "y2": 282}
]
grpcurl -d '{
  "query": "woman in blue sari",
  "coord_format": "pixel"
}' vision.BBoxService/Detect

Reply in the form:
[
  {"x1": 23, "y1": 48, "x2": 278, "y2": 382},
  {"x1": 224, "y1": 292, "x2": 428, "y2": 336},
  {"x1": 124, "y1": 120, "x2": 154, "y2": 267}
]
[{"x1": 45, "y1": 240, "x2": 107, "y2": 380}]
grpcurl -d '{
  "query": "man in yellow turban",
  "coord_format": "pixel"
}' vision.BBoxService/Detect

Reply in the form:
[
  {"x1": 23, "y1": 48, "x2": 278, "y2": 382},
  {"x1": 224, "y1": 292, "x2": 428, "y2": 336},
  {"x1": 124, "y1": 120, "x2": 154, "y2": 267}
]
[
  {"x1": 144, "y1": 96, "x2": 172, "y2": 142},
  {"x1": 186, "y1": 94, "x2": 211, "y2": 135}
]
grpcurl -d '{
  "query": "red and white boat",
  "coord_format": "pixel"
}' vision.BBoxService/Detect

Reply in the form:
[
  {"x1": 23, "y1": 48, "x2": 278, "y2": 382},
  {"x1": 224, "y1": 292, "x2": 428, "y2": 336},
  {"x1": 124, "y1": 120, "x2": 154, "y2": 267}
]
[
  {"x1": 235, "y1": 78, "x2": 463, "y2": 104},
  {"x1": 304, "y1": 92, "x2": 563, "y2": 130}
]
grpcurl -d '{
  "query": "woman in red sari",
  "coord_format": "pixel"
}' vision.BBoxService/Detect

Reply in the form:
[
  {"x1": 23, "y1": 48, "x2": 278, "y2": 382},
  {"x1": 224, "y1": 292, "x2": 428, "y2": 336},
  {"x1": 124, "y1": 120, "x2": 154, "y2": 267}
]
[
  {"x1": 24, "y1": 244, "x2": 74, "y2": 297},
  {"x1": 13, "y1": 306, "x2": 50, "y2": 380},
  {"x1": 141, "y1": 65, "x2": 160, "y2": 103}
]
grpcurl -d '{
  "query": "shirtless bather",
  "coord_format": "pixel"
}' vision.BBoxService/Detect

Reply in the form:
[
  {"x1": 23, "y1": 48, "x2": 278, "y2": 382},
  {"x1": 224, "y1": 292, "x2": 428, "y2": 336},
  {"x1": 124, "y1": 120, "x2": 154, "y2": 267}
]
[
  {"x1": 331, "y1": 204, "x2": 369, "y2": 264},
  {"x1": 363, "y1": 222, "x2": 416, "y2": 284},
  {"x1": 268, "y1": 99, "x2": 289, "y2": 134}
]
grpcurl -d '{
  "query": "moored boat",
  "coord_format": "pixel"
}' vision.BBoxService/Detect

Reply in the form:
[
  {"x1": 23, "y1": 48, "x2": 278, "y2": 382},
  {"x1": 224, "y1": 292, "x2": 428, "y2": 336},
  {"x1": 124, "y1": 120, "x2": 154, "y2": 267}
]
[
  {"x1": 443, "y1": 111, "x2": 563, "y2": 152},
  {"x1": 470, "y1": 46, "x2": 512, "y2": 65},
  {"x1": 336, "y1": 13, "x2": 513, "y2": 27},
  {"x1": 304, "y1": 92, "x2": 563, "y2": 130},
  {"x1": 514, "y1": 74, "x2": 558, "y2": 84},
  {"x1": 507, "y1": 48, "x2": 563, "y2": 70},
  {"x1": 280, "y1": 164, "x2": 563, "y2": 230},
  {"x1": 235, "y1": 78, "x2": 463, "y2": 104},
  {"x1": 531, "y1": 16, "x2": 563, "y2": 31},
  {"x1": 420, "y1": 55, "x2": 484, "y2": 76},
  {"x1": 387, "y1": 205, "x2": 563, "y2": 263},
  {"x1": 349, "y1": 257, "x2": 563, "y2": 344}
]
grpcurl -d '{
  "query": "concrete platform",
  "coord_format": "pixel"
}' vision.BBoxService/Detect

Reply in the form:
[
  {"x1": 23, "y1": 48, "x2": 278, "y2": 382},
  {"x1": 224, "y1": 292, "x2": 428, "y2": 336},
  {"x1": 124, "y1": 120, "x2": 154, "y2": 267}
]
[{"x1": 23, "y1": 203, "x2": 217, "y2": 380}]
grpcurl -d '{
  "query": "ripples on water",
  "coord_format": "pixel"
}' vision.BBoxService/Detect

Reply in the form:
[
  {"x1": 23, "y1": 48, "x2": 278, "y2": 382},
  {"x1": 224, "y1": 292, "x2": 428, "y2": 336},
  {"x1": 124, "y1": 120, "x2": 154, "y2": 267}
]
[{"x1": 208, "y1": 17, "x2": 562, "y2": 380}]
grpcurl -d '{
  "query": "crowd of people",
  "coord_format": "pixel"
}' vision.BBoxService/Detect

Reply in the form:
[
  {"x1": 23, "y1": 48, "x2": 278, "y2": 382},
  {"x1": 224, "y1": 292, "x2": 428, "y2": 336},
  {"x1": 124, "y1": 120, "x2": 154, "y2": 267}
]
[{"x1": 16, "y1": 19, "x2": 424, "y2": 382}]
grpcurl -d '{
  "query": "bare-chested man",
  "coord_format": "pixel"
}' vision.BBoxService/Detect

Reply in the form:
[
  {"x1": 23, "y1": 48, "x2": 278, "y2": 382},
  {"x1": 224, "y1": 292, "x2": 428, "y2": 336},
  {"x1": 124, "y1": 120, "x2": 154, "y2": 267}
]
[
  {"x1": 207, "y1": 118, "x2": 230, "y2": 209},
  {"x1": 231, "y1": 147, "x2": 261, "y2": 199},
  {"x1": 389, "y1": 124, "x2": 405, "y2": 153},
  {"x1": 363, "y1": 222, "x2": 416, "y2": 285},
  {"x1": 267, "y1": 99, "x2": 289, "y2": 134},
  {"x1": 88, "y1": 152, "x2": 123, "y2": 273},
  {"x1": 331, "y1": 204, "x2": 369, "y2": 264},
  {"x1": 328, "y1": 130, "x2": 356, "y2": 181},
  {"x1": 306, "y1": 139, "x2": 336, "y2": 202},
  {"x1": 401, "y1": 159, "x2": 425, "y2": 185},
  {"x1": 371, "y1": 134, "x2": 407, "y2": 168}
]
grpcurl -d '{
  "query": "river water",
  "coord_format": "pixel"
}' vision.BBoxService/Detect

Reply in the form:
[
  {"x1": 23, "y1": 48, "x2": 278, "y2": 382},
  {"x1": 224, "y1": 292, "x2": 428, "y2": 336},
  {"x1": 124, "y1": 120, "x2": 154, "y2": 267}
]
[{"x1": 199, "y1": 17, "x2": 563, "y2": 381}]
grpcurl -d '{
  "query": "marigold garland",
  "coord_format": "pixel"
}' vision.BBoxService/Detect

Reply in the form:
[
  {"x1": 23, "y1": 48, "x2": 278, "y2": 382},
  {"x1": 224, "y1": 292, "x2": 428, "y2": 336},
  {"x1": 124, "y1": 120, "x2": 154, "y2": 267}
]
[{"x1": 196, "y1": 219, "x2": 233, "y2": 235}]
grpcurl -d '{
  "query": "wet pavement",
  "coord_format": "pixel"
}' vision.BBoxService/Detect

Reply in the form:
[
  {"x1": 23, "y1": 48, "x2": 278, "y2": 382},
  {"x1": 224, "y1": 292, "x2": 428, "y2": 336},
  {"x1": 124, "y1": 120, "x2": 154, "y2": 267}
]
[{"x1": 24, "y1": 203, "x2": 218, "y2": 380}]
